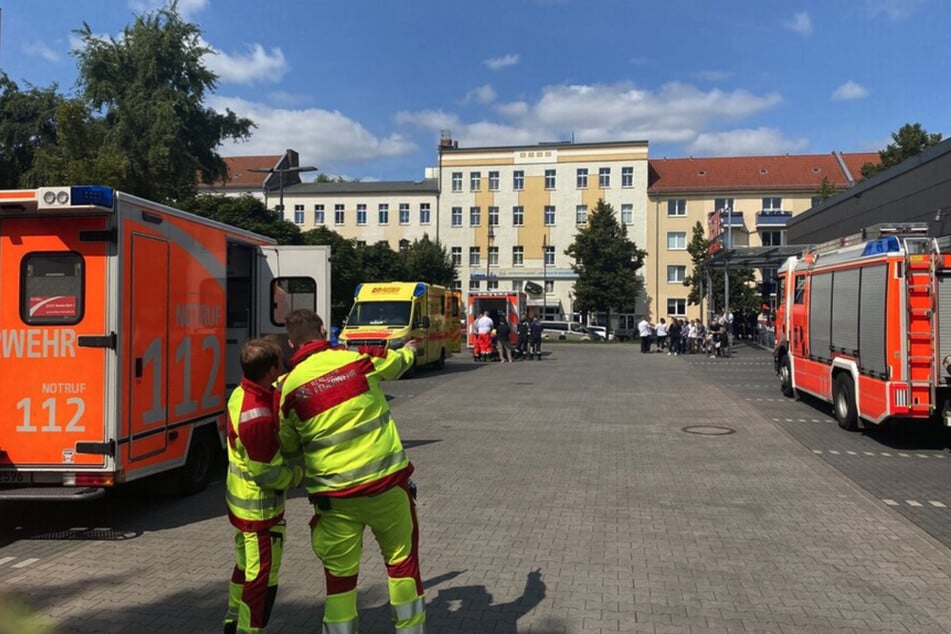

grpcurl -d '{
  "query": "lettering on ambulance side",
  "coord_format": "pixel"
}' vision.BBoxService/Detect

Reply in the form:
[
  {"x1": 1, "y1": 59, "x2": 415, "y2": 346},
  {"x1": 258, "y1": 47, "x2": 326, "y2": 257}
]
[{"x1": 0, "y1": 328, "x2": 77, "y2": 358}]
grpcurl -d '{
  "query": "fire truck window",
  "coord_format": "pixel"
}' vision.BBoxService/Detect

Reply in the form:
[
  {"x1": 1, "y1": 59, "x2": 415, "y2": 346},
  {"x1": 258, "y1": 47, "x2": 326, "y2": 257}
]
[
  {"x1": 21, "y1": 252, "x2": 84, "y2": 325},
  {"x1": 271, "y1": 277, "x2": 316, "y2": 326},
  {"x1": 793, "y1": 276, "x2": 806, "y2": 304}
]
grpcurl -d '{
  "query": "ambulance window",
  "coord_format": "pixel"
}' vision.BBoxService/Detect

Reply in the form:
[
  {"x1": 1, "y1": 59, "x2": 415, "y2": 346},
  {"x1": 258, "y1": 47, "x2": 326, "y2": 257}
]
[
  {"x1": 271, "y1": 277, "x2": 316, "y2": 326},
  {"x1": 21, "y1": 252, "x2": 84, "y2": 325},
  {"x1": 793, "y1": 276, "x2": 806, "y2": 304}
]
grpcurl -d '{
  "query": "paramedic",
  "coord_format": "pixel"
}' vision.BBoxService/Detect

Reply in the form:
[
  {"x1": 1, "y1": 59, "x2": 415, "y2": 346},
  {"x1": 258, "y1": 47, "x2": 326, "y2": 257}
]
[{"x1": 474, "y1": 310, "x2": 494, "y2": 361}]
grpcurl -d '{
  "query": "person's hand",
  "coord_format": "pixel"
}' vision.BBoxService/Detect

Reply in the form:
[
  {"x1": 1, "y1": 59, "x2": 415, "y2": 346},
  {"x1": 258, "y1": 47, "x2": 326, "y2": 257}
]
[{"x1": 404, "y1": 339, "x2": 418, "y2": 354}]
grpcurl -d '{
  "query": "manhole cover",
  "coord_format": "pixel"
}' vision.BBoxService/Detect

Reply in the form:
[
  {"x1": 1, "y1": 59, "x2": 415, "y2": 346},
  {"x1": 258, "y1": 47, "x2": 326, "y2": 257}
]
[{"x1": 682, "y1": 425, "x2": 735, "y2": 436}]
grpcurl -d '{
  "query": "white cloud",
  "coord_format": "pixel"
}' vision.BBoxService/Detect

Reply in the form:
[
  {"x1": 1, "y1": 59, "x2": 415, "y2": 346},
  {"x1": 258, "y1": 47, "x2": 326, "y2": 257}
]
[
  {"x1": 211, "y1": 97, "x2": 418, "y2": 166},
  {"x1": 866, "y1": 0, "x2": 925, "y2": 20},
  {"x1": 687, "y1": 128, "x2": 809, "y2": 156},
  {"x1": 784, "y1": 11, "x2": 813, "y2": 36},
  {"x1": 203, "y1": 43, "x2": 288, "y2": 85},
  {"x1": 484, "y1": 54, "x2": 520, "y2": 71},
  {"x1": 494, "y1": 101, "x2": 530, "y2": 118},
  {"x1": 24, "y1": 41, "x2": 61, "y2": 63},
  {"x1": 128, "y1": 0, "x2": 208, "y2": 20},
  {"x1": 832, "y1": 80, "x2": 868, "y2": 101},
  {"x1": 464, "y1": 84, "x2": 497, "y2": 105},
  {"x1": 394, "y1": 109, "x2": 460, "y2": 131}
]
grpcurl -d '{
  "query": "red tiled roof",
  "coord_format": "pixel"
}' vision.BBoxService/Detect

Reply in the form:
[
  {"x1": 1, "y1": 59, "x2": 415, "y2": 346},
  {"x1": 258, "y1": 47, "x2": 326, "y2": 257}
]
[
  {"x1": 648, "y1": 152, "x2": 880, "y2": 194},
  {"x1": 200, "y1": 155, "x2": 282, "y2": 189}
]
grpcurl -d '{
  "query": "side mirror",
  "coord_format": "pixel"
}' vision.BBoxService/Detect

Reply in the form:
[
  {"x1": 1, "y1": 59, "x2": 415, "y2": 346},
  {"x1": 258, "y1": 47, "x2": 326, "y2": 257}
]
[{"x1": 421, "y1": 316, "x2": 431, "y2": 329}]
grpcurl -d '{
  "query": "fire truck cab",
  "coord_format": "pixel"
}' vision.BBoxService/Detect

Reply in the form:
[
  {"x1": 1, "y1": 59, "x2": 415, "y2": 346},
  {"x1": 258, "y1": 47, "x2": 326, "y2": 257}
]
[{"x1": 773, "y1": 222, "x2": 951, "y2": 430}]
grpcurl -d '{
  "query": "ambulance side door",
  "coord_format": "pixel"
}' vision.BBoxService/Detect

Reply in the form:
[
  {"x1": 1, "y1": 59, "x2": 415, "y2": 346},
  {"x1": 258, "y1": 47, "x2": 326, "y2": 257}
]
[{"x1": 254, "y1": 245, "x2": 331, "y2": 343}]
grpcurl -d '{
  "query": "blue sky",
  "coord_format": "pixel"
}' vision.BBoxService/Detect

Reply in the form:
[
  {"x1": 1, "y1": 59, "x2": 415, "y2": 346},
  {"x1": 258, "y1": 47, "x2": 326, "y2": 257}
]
[{"x1": 2, "y1": 0, "x2": 947, "y2": 181}]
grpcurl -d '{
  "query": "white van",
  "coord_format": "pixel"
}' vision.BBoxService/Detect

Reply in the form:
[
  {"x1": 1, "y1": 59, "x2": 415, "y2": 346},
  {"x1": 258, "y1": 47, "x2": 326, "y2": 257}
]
[{"x1": 540, "y1": 320, "x2": 600, "y2": 341}]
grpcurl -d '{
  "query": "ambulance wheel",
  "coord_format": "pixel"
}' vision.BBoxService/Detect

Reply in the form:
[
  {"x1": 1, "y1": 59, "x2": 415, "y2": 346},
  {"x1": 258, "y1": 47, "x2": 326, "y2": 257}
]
[
  {"x1": 779, "y1": 356, "x2": 795, "y2": 398},
  {"x1": 833, "y1": 374, "x2": 859, "y2": 432},
  {"x1": 179, "y1": 427, "x2": 218, "y2": 495},
  {"x1": 435, "y1": 348, "x2": 446, "y2": 369}
]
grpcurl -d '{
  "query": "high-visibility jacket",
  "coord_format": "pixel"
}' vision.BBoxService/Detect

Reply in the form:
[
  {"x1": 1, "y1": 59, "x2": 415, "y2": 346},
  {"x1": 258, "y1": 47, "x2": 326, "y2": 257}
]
[
  {"x1": 279, "y1": 340, "x2": 414, "y2": 498},
  {"x1": 226, "y1": 378, "x2": 296, "y2": 531}
]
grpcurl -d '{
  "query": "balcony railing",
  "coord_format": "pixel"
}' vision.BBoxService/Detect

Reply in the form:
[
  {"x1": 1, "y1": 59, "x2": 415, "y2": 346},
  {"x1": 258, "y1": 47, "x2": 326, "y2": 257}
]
[{"x1": 755, "y1": 211, "x2": 793, "y2": 227}]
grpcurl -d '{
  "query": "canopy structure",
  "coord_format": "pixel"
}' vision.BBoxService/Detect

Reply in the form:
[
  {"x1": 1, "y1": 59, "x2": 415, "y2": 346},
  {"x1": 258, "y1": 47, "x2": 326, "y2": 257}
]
[{"x1": 705, "y1": 245, "x2": 809, "y2": 270}]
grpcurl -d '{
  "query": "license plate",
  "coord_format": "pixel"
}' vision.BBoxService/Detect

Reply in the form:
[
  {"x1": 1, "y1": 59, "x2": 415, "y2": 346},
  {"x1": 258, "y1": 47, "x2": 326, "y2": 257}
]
[{"x1": 0, "y1": 471, "x2": 30, "y2": 484}]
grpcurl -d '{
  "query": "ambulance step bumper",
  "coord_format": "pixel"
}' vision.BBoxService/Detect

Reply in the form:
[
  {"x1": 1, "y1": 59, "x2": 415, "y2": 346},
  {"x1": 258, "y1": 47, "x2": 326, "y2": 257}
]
[{"x1": 0, "y1": 486, "x2": 105, "y2": 501}]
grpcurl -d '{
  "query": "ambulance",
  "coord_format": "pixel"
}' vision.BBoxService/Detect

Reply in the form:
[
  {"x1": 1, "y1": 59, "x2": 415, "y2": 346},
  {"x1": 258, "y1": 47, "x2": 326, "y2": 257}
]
[
  {"x1": 0, "y1": 185, "x2": 330, "y2": 500},
  {"x1": 467, "y1": 290, "x2": 527, "y2": 348},
  {"x1": 449, "y1": 290, "x2": 464, "y2": 353},
  {"x1": 340, "y1": 282, "x2": 453, "y2": 370}
]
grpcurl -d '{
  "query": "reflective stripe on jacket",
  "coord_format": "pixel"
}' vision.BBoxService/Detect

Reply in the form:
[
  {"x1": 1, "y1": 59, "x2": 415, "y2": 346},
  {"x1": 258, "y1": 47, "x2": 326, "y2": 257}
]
[
  {"x1": 226, "y1": 379, "x2": 293, "y2": 531},
  {"x1": 279, "y1": 340, "x2": 413, "y2": 496}
]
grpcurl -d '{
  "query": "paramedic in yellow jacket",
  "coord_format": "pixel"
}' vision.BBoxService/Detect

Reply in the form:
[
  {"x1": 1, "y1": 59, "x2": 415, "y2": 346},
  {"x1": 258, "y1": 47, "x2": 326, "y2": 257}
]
[
  {"x1": 279, "y1": 309, "x2": 425, "y2": 633},
  {"x1": 224, "y1": 338, "x2": 304, "y2": 634}
]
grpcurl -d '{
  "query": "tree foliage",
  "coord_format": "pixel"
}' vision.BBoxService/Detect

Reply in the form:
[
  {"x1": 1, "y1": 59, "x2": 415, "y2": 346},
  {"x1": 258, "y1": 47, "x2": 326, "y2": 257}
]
[
  {"x1": 565, "y1": 199, "x2": 646, "y2": 323},
  {"x1": 683, "y1": 220, "x2": 761, "y2": 321},
  {"x1": 400, "y1": 233, "x2": 457, "y2": 287},
  {"x1": 179, "y1": 194, "x2": 303, "y2": 244},
  {"x1": 861, "y1": 122, "x2": 943, "y2": 179},
  {"x1": 68, "y1": 2, "x2": 254, "y2": 202},
  {"x1": 301, "y1": 227, "x2": 362, "y2": 327},
  {"x1": 0, "y1": 74, "x2": 64, "y2": 188},
  {"x1": 815, "y1": 175, "x2": 836, "y2": 202},
  {"x1": 684, "y1": 221, "x2": 713, "y2": 308},
  {"x1": 359, "y1": 242, "x2": 408, "y2": 283}
]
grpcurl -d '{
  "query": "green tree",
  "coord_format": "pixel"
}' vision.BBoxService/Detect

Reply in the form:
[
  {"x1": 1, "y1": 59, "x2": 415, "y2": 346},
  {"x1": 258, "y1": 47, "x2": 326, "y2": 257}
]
[
  {"x1": 0, "y1": 74, "x2": 64, "y2": 188},
  {"x1": 179, "y1": 194, "x2": 303, "y2": 244},
  {"x1": 683, "y1": 221, "x2": 713, "y2": 311},
  {"x1": 861, "y1": 122, "x2": 943, "y2": 179},
  {"x1": 565, "y1": 199, "x2": 646, "y2": 335},
  {"x1": 400, "y1": 233, "x2": 457, "y2": 286},
  {"x1": 70, "y1": 2, "x2": 254, "y2": 202},
  {"x1": 358, "y1": 242, "x2": 407, "y2": 283},
  {"x1": 815, "y1": 175, "x2": 836, "y2": 202},
  {"x1": 301, "y1": 227, "x2": 362, "y2": 327}
]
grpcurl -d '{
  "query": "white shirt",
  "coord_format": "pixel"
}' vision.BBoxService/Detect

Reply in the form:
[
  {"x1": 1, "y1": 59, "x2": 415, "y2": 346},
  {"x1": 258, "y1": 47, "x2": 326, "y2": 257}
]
[
  {"x1": 476, "y1": 315, "x2": 494, "y2": 334},
  {"x1": 655, "y1": 322, "x2": 668, "y2": 336},
  {"x1": 638, "y1": 319, "x2": 652, "y2": 337}
]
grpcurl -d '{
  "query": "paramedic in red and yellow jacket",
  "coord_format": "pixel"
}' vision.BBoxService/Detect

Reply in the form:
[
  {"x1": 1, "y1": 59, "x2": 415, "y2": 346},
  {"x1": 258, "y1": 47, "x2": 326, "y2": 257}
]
[
  {"x1": 279, "y1": 309, "x2": 425, "y2": 634},
  {"x1": 223, "y1": 339, "x2": 303, "y2": 634}
]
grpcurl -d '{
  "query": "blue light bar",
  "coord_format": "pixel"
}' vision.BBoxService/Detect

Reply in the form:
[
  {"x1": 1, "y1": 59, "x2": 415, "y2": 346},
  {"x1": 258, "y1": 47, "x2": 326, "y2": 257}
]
[
  {"x1": 862, "y1": 235, "x2": 900, "y2": 256},
  {"x1": 70, "y1": 186, "x2": 114, "y2": 208},
  {"x1": 413, "y1": 283, "x2": 426, "y2": 297},
  {"x1": 353, "y1": 283, "x2": 363, "y2": 297}
]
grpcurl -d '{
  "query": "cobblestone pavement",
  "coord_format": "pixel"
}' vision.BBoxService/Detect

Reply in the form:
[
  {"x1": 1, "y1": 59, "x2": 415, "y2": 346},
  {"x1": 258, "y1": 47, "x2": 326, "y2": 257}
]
[{"x1": 3, "y1": 343, "x2": 951, "y2": 633}]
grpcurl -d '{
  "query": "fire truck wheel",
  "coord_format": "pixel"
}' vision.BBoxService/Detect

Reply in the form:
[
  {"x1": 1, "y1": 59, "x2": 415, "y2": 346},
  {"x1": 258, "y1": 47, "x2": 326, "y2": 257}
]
[
  {"x1": 179, "y1": 427, "x2": 218, "y2": 495},
  {"x1": 833, "y1": 374, "x2": 860, "y2": 431},
  {"x1": 779, "y1": 356, "x2": 795, "y2": 398}
]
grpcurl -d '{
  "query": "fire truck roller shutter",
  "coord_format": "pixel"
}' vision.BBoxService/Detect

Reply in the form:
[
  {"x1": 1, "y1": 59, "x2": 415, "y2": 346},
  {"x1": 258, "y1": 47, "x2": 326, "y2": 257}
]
[
  {"x1": 830, "y1": 268, "x2": 860, "y2": 357},
  {"x1": 859, "y1": 265, "x2": 888, "y2": 378},
  {"x1": 938, "y1": 274, "x2": 951, "y2": 384},
  {"x1": 809, "y1": 273, "x2": 833, "y2": 362}
]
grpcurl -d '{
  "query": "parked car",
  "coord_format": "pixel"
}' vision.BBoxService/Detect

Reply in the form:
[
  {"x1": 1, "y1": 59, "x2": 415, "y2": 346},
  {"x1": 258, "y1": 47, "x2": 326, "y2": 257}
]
[
  {"x1": 587, "y1": 325, "x2": 613, "y2": 341},
  {"x1": 540, "y1": 321, "x2": 601, "y2": 341}
]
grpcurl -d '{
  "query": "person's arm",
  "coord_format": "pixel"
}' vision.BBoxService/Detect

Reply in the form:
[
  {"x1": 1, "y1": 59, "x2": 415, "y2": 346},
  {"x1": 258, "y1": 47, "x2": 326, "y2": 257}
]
[
  {"x1": 359, "y1": 343, "x2": 416, "y2": 380},
  {"x1": 240, "y1": 407, "x2": 302, "y2": 491}
]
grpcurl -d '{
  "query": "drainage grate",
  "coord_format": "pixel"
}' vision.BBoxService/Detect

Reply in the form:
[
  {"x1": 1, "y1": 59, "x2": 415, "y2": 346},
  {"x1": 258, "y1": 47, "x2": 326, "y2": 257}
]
[
  {"x1": 23, "y1": 527, "x2": 141, "y2": 541},
  {"x1": 682, "y1": 425, "x2": 736, "y2": 436}
]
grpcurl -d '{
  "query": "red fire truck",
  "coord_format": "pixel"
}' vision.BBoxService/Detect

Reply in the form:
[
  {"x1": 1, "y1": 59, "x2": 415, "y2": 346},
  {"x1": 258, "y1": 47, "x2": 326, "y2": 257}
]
[{"x1": 773, "y1": 223, "x2": 951, "y2": 431}]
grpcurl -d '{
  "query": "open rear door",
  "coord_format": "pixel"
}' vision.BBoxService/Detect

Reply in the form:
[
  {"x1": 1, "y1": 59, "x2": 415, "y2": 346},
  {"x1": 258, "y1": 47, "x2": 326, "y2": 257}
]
[{"x1": 255, "y1": 245, "x2": 331, "y2": 340}]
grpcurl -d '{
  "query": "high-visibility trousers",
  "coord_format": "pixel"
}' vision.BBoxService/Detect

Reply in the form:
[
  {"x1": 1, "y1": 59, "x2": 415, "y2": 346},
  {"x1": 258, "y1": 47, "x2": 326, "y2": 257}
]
[
  {"x1": 312, "y1": 482, "x2": 425, "y2": 633},
  {"x1": 476, "y1": 332, "x2": 492, "y2": 356},
  {"x1": 224, "y1": 521, "x2": 286, "y2": 634}
]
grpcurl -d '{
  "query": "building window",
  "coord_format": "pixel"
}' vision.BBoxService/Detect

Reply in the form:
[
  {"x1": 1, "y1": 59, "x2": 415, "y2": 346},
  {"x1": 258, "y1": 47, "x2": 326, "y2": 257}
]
[
  {"x1": 667, "y1": 265, "x2": 686, "y2": 283},
  {"x1": 487, "y1": 279, "x2": 499, "y2": 290},
  {"x1": 810, "y1": 196, "x2": 821, "y2": 209},
  {"x1": 420, "y1": 203, "x2": 431, "y2": 225},
  {"x1": 378, "y1": 203, "x2": 389, "y2": 225},
  {"x1": 399, "y1": 203, "x2": 410, "y2": 225},
  {"x1": 576, "y1": 168, "x2": 588, "y2": 188},
  {"x1": 469, "y1": 279, "x2": 480, "y2": 290},
  {"x1": 599, "y1": 167, "x2": 610, "y2": 188},
  {"x1": 314, "y1": 204, "x2": 325, "y2": 225},
  {"x1": 451, "y1": 206, "x2": 462, "y2": 227},
  {"x1": 356, "y1": 240, "x2": 366, "y2": 247},
  {"x1": 451, "y1": 246, "x2": 462, "y2": 266},
  {"x1": 544, "y1": 280, "x2": 554, "y2": 293},
  {"x1": 512, "y1": 246, "x2": 524, "y2": 266},
  {"x1": 513, "y1": 170, "x2": 524, "y2": 191},
  {"x1": 621, "y1": 166, "x2": 634, "y2": 188},
  {"x1": 544, "y1": 245, "x2": 555, "y2": 266},
  {"x1": 667, "y1": 232, "x2": 686, "y2": 250},
  {"x1": 470, "y1": 171, "x2": 481, "y2": 192},
  {"x1": 488, "y1": 246, "x2": 499, "y2": 266},
  {"x1": 761, "y1": 230, "x2": 783, "y2": 246},
  {"x1": 452, "y1": 172, "x2": 462, "y2": 192},
  {"x1": 621, "y1": 204, "x2": 633, "y2": 225},
  {"x1": 544, "y1": 205, "x2": 555, "y2": 226},
  {"x1": 488, "y1": 206, "x2": 499, "y2": 226},
  {"x1": 576, "y1": 205, "x2": 587, "y2": 225},
  {"x1": 469, "y1": 206, "x2": 481, "y2": 226},
  {"x1": 762, "y1": 196, "x2": 783, "y2": 213},
  {"x1": 452, "y1": 280, "x2": 462, "y2": 291},
  {"x1": 512, "y1": 206, "x2": 524, "y2": 226},
  {"x1": 488, "y1": 171, "x2": 500, "y2": 191},
  {"x1": 667, "y1": 298, "x2": 686, "y2": 316},
  {"x1": 355, "y1": 204, "x2": 367, "y2": 225},
  {"x1": 469, "y1": 247, "x2": 480, "y2": 266},
  {"x1": 715, "y1": 197, "x2": 734, "y2": 212},
  {"x1": 667, "y1": 200, "x2": 686, "y2": 217},
  {"x1": 544, "y1": 169, "x2": 556, "y2": 189},
  {"x1": 334, "y1": 206, "x2": 345, "y2": 225},
  {"x1": 399, "y1": 239, "x2": 410, "y2": 252},
  {"x1": 293, "y1": 205, "x2": 304, "y2": 225}
]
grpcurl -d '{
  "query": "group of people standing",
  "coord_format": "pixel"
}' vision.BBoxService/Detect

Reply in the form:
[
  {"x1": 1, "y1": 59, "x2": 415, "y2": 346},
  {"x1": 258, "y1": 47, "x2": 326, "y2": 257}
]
[
  {"x1": 224, "y1": 309, "x2": 424, "y2": 633},
  {"x1": 473, "y1": 311, "x2": 544, "y2": 362},
  {"x1": 638, "y1": 315, "x2": 731, "y2": 357}
]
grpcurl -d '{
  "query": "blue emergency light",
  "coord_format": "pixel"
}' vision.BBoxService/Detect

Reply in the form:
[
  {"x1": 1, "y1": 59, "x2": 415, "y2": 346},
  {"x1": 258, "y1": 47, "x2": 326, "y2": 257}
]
[
  {"x1": 861, "y1": 236, "x2": 900, "y2": 257},
  {"x1": 70, "y1": 186, "x2": 114, "y2": 208}
]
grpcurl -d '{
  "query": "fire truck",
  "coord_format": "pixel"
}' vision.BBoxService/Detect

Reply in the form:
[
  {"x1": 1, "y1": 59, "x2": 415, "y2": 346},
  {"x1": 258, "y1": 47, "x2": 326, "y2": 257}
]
[
  {"x1": 0, "y1": 186, "x2": 330, "y2": 500},
  {"x1": 772, "y1": 222, "x2": 951, "y2": 430}
]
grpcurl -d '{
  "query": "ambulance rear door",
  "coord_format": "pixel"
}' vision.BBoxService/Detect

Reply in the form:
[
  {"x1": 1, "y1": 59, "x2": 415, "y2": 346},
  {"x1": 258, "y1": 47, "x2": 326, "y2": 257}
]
[
  {"x1": 0, "y1": 193, "x2": 115, "y2": 493},
  {"x1": 254, "y1": 244, "x2": 331, "y2": 342}
]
